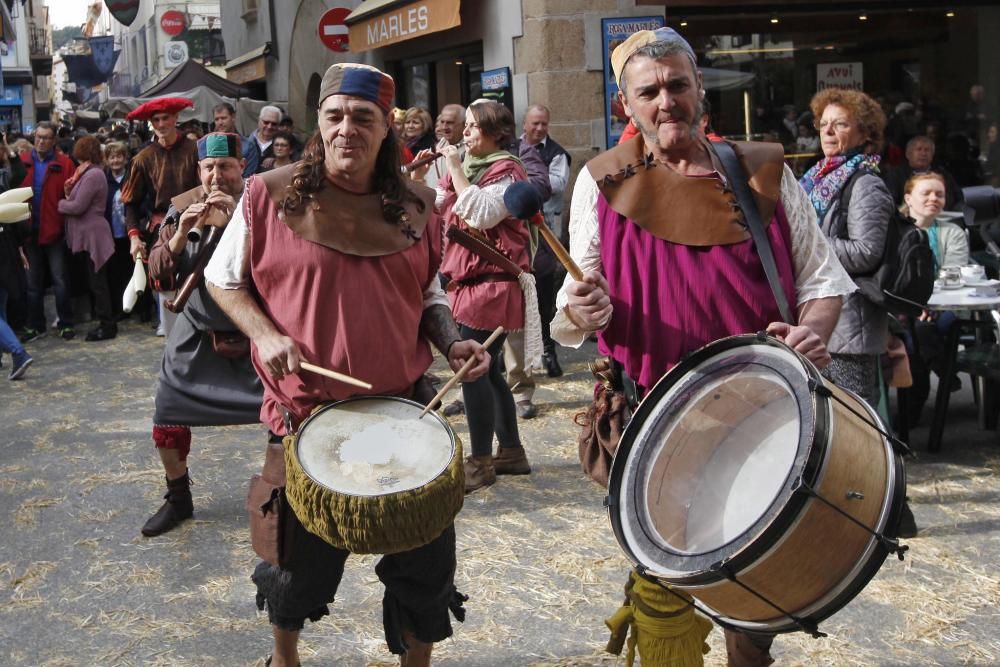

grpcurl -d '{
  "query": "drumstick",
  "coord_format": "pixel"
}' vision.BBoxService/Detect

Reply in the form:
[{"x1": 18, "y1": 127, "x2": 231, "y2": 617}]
[
  {"x1": 300, "y1": 362, "x2": 373, "y2": 390},
  {"x1": 419, "y1": 325, "x2": 505, "y2": 419},
  {"x1": 534, "y1": 220, "x2": 583, "y2": 281}
]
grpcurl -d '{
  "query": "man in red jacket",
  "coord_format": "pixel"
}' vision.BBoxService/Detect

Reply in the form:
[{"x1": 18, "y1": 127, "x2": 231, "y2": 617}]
[{"x1": 20, "y1": 121, "x2": 76, "y2": 341}]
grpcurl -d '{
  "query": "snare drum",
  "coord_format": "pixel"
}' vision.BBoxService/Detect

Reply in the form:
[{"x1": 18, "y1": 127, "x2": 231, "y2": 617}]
[
  {"x1": 284, "y1": 396, "x2": 464, "y2": 555},
  {"x1": 608, "y1": 335, "x2": 907, "y2": 635}
]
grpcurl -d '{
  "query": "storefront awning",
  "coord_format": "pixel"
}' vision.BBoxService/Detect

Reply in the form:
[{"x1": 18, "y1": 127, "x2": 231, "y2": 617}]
[
  {"x1": 345, "y1": 0, "x2": 461, "y2": 53},
  {"x1": 225, "y1": 44, "x2": 270, "y2": 85}
]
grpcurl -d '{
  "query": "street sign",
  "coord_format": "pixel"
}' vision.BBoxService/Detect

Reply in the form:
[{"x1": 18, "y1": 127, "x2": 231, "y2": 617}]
[
  {"x1": 160, "y1": 10, "x2": 186, "y2": 37},
  {"x1": 318, "y1": 7, "x2": 351, "y2": 52}
]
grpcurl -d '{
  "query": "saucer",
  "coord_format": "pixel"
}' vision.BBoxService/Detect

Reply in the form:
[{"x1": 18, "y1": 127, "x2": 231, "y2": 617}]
[{"x1": 963, "y1": 277, "x2": 997, "y2": 287}]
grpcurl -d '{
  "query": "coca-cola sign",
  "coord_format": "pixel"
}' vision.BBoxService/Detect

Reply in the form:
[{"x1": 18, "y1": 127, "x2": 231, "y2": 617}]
[{"x1": 160, "y1": 10, "x2": 187, "y2": 37}]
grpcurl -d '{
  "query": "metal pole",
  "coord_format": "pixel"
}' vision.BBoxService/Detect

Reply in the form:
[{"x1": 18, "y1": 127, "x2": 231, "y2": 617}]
[{"x1": 743, "y1": 89, "x2": 751, "y2": 140}]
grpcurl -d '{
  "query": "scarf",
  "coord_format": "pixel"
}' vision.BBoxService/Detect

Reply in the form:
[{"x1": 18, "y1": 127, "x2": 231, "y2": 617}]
[
  {"x1": 63, "y1": 162, "x2": 92, "y2": 193},
  {"x1": 926, "y1": 221, "x2": 941, "y2": 272},
  {"x1": 462, "y1": 150, "x2": 523, "y2": 185},
  {"x1": 799, "y1": 149, "x2": 881, "y2": 221}
]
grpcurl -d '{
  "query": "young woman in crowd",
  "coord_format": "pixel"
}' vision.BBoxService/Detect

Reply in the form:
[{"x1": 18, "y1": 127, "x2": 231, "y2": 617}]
[{"x1": 901, "y1": 172, "x2": 970, "y2": 424}]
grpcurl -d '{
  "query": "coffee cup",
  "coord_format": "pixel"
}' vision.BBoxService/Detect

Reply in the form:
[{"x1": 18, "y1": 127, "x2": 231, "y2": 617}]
[{"x1": 960, "y1": 264, "x2": 985, "y2": 282}]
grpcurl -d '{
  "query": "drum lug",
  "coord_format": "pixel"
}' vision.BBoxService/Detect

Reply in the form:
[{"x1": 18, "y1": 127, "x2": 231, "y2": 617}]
[
  {"x1": 846, "y1": 490, "x2": 865, "y2": 500},
  {"x1": 603, "y1": 495, "x2": 616, "y2": 509},
  {"x1": 808, "y1": 378, "x2": 833, "y2": 397}
]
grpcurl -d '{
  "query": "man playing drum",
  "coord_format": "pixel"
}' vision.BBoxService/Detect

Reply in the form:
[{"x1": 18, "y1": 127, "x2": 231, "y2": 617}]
[
  {"x1": 141, "y1": 133, "x2": 263, "y2": 537},
  {"x1": 552, "y1": 28, "x2": 856, "y2": 666},
  {"x1": 205, "y1": 63, "x2": 489, "y2": 667}
]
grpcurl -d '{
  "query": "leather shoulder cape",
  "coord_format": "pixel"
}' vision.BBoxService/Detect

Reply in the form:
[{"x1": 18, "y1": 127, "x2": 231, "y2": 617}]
[
  {"x1": 585, "y1": 136, "x2": 784, "y2": 246},
  {"x1": 257, "y1": 163, "x2": 435, "y2": 257}
]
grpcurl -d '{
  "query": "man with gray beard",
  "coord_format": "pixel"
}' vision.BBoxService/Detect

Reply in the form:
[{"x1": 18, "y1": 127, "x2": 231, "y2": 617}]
[{"x1": 552, "y1": 27, "x2": 854, "y2": 666}]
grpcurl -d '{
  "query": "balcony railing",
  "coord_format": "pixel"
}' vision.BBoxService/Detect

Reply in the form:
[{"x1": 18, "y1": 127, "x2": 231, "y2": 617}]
[{"x1": 29, "y1": 25, "x2": 49, "y2": 57}]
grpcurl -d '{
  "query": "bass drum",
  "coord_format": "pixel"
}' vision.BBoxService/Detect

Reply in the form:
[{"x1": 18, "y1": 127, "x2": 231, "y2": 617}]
[
  {"x1": 285, "y1": 396, "x2": 464, "y2": 555},
  {"x1": 607, "y1": 335, "x2": 906, "y2": 634}
]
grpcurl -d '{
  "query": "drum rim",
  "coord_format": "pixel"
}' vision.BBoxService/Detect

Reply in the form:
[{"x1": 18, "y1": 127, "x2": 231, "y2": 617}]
[
  {"x1": 294, "y1": 395, "x2": 457, "y2": 498},
  {"x1": 608, "y1": 335, "x2": 829, "y2": 584}
]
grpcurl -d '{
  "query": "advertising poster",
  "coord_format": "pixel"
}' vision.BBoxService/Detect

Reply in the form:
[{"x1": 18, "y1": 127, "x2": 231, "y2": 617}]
[
  {"x1": 602, "y1": 16, "x2": 664, "y2": 148},
  {"x1": 481, "y1": 66, "x2": 513, "y2": 112}
]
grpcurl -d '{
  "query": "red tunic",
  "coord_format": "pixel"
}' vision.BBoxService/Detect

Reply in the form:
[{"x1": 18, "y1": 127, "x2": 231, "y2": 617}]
[
  {"x1": 244, "y1": 176, "x2": 444, "y2": 434},
  {"x1": 439, "y1": 158, "x2": 529, "y2": 331}
]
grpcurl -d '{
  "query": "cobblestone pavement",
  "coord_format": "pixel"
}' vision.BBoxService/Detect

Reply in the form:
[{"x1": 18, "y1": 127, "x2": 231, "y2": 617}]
[{"x1": 1, "y1": 318, "x2": 998, "y2": 666}]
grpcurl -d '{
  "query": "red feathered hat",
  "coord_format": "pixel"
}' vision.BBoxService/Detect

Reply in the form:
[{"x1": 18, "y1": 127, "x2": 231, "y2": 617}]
[{"x1": 126, "y1": 96, "x2": 194, "y2": 121}]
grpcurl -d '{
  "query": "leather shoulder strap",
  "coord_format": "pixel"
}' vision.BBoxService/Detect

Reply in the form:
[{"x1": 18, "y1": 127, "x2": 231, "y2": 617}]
[{"x1": 710, "y1": 139, "x2": 794, "y2": 324}]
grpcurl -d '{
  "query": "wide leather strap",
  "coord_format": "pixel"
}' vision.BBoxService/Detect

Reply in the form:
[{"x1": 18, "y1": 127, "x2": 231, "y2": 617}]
[
  {"x1": 258, "y1": 163, "x2": 434, "y2": 257},
  {"x1": 586, "y1": 135, "x2": 784, "y2": 247}
]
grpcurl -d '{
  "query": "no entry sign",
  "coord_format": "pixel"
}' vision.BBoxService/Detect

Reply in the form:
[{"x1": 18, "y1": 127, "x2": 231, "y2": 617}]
[{"x1": 318, "y1": 7, "x2": 351, "y2": 52}]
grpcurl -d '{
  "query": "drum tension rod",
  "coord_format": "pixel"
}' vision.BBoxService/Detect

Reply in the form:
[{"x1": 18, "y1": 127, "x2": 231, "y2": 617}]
[
  {"x1": 807, "y1": 379, "x2": 912, "y2": 456},
  {"x1": 792, "y1": 476, "x2": 910, "y2": 562},
  {"x1": 708, "y1": 561, "x2": 827, "y2": 638}
]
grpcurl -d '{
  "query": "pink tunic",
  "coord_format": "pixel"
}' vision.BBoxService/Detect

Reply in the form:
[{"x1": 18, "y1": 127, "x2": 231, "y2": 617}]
[
  {"x1": 244, "y1": 176, "x2": 444, "y2": 434},
  {"x1": 597, "y1": 192, "x2": 798, "y2": 392},
  {"x1": 439, "y1": 159, "x2": 530, "y2": 331}
]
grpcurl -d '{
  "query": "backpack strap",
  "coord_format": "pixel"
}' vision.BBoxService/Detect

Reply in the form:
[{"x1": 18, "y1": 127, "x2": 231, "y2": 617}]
[
  {"x1": 831, "y1": 167, "x2": 874, "y2": 240},
  {"x1": 710, "y1": 139, "x2": 795, "y2": 325}
]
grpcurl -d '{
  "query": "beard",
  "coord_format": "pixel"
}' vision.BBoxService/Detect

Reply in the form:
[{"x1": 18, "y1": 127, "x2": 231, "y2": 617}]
[{"x1": 632, "y1": 98, "x2": 704, "y2": 147}]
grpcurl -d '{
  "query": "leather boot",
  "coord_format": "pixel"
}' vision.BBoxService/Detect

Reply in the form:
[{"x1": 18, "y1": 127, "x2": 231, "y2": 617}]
[
  {"x1": 493, "y1": 446, "x2": 531, "y2": 475},
  {"x1": 141, "y1": 472, "x2": 193, "y2": 537},
  {"x1": 464, "y1": 455, "x2": 496, "y2": 494}
]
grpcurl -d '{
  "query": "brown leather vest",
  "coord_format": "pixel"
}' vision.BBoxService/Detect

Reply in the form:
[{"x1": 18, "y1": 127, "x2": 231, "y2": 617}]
[
  {"x1": 257, "y1": 163, "x2": 435, "y2": 257},
  {"x1": 585, "y1": 136, "x2": 784, "y2": 246}
]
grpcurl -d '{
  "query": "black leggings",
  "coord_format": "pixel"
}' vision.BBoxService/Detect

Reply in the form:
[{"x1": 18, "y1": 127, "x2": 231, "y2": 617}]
[{"x1": 459, "y1": 325, "x2": 521, "y2": 457}]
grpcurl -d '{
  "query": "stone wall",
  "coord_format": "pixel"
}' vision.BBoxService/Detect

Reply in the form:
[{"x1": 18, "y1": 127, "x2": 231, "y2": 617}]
[{"x1": 515, "y1": 0, "x2": 664, "y2": 222}]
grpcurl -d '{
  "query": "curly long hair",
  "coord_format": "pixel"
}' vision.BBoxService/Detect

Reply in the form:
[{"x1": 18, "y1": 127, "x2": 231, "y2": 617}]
[{"x1": 279, "y1": 125, "x2": 424, "y2": 225}]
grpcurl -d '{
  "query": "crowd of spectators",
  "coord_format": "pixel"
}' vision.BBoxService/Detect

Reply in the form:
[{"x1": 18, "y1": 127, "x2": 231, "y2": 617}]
[{"x1": 0, "y1": 105, "x2": 305, "y2": 379}]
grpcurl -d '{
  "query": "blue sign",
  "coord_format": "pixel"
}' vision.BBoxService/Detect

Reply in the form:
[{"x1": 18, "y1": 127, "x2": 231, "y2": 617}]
[
  {"x1": 480, "y1": 67, "x2": 510, "y2": 92},
  {"x1": 480, "y1": 67, "x2": 512, "y2": 110},
  {"x1": 0, "y1": 85, "x2": 22, "y2": 106},
  {"x1": 601, "y1": 16, "x2": 665, "y2": 149}
]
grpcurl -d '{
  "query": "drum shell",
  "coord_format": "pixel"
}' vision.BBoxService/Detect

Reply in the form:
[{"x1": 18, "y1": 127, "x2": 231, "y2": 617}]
[
  {"x1": 667, "y1": 381, "x2": 903, "y2": 631},
  {"x1": 284, "y1": 397, "x2": 465, "y2": 555}
]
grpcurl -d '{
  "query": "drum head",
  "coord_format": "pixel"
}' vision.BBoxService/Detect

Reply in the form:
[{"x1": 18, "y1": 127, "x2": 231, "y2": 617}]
[
  {"x1": 610, "y1": 337, "x2": 824, "y2": 581},
  {"x1": 297, "y1": 397, "x2": 455, "y2": 496}
]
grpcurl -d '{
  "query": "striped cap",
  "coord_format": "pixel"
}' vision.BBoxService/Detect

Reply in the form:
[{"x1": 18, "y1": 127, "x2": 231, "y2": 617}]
[
  {"x1": 319, "y1": 63, "x2": 395, "y2": 115},
  {"x1": 197, "y1": 132, "x2": 243, "y2": 160}
]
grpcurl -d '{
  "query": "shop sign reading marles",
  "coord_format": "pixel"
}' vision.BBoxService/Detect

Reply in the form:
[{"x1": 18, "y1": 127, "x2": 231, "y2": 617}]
[{"x1": 348, "y1": 0, "x2": 461, "y2": 53}]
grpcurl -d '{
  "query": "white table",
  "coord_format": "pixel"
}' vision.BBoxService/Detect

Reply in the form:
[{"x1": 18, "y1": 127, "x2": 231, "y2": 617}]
[
  {"x1": 923, "y1": 283, "x2": 1000, "y2": 447},
  {"x1": 927, "y1": 283, "x2": 1000, "y2": 312}
]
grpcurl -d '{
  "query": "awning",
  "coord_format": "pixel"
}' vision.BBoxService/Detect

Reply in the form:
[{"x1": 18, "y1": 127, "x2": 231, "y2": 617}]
[
  {"x1": 346, "y1": 0, "x2": 461, "y2": 53},
  {"x1": 225, "y1": 44, "x2": 270, "y2": 85}
]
